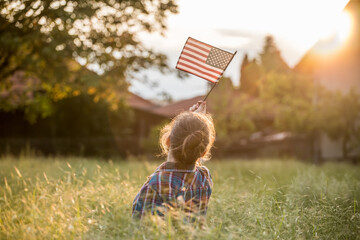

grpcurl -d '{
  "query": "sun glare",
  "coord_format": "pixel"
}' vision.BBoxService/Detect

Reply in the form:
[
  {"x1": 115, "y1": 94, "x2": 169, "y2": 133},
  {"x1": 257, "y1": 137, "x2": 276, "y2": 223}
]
[
  {"x1": 320, "y1": 10, "x2": 352, "y2": 42},
  {"x1": 314, "y1": 10, "x2": 353, "y2": 55},
  {"x1": 337, "y1": 11, "x2": 352, "y2": 42}
]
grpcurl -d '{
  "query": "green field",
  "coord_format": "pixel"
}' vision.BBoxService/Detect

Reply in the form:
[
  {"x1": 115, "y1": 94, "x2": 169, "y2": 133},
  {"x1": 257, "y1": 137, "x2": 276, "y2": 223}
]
[{"x1": 0, "y1": 156, "x2": 359, "y2": 239}]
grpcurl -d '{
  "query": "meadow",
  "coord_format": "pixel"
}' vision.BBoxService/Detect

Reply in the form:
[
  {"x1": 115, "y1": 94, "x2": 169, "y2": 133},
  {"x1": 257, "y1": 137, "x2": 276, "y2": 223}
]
[{"x1": 0, "y1": 156, "x2": 359, "y2": 239}]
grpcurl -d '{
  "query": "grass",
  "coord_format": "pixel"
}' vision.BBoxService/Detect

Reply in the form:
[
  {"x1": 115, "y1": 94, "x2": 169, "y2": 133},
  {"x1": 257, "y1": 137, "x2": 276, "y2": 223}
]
[{"x1": 0, "y1": 156, "x2": 359, "y2": 239}]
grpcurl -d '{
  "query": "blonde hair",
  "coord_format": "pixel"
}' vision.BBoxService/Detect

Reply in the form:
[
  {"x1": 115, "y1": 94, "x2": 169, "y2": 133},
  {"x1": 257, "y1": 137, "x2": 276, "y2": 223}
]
[{"x1": 160, "y1": 112, "x2": 215, "y2": 165}]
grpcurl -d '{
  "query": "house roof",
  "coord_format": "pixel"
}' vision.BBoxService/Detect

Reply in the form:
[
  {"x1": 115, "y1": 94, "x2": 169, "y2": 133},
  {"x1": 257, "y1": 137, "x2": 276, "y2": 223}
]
[
  {"x1": 126, "y1": 92, "x2": 157, "y2": 111},
  {"x1": 152, "y1": 95, "x2": 206, "y2": 118},
  {"x1": 127, "y1": 91, "x2": 275, "y2": 120},
  {"x1": 126, "y1": 93, "x2": 207, "y2": 118}
]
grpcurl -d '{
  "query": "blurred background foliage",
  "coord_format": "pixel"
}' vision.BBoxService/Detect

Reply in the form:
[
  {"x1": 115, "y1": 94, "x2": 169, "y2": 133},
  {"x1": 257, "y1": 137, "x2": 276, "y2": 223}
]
[{"x1": 0, "y1": 0, "x2": 177, "y2": 121}]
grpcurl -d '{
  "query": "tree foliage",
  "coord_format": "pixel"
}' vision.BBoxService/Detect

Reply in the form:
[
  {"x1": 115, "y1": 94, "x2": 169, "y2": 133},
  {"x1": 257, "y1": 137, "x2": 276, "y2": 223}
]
[
  {"x1": 318, "y1": 90, "x2": 360, "y2": 159},
  {"x1": 212, "y1": 36, "x2": 295, "y2": 148},
  {"x1": 239, "y1": 54, "x2": 263, "y2": 96},
  {"x1": 239, "y1": 35, "x2": 289, "y2": 97},
  {"x1": 0, "y1": 93, "x2": 135, "y2": 156},
  {"x1": 259, "y1": 36, "x2": 289, "y2": 73},
  {"x1": 259, "y1": 72, "x2": 318, "y2": 134},
  {"x1": 0, "y1": 0, "x2": 178, "y2": 121},
  {"x1": 209, "y1": 77, "x2": 269, "y2": 148},
  {"x1": 237, "y1": 36, "x2": 321, "y2": 136}
]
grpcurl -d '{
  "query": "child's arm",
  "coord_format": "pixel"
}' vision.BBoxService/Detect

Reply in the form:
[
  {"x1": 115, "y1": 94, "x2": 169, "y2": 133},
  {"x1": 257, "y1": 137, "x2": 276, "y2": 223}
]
[{"x1": 132, "y1": 183, "x2": 163, "y2": 220}]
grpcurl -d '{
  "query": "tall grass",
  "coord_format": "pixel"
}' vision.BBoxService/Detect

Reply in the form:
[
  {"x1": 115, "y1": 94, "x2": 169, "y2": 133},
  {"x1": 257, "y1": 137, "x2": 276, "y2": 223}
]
[{"x1": 0, "y1": 156, "x2": 359, "y2": 239}]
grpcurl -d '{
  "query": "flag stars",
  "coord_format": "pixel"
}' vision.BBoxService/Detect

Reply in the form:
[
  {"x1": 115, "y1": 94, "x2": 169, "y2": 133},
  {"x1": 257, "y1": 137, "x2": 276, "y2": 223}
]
[{"x1": 206, "y1": 48, "x2": 234, "y2": 70}]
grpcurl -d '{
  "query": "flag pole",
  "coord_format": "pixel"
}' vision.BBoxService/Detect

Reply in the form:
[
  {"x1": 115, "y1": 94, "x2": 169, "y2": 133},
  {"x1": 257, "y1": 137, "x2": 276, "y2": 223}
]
[
  {"x1": 202, "y1": 50, "x2": 237, "y2": 101},
  {"x1": 203, "y1": 83, "x2": 217, "y2": 101}
]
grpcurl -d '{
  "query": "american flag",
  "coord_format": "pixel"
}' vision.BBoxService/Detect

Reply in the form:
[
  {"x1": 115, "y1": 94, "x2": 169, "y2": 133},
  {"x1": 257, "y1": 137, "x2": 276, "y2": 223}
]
[{"x1": 176, "y1": 37, "x2": 236, "y2": 83}]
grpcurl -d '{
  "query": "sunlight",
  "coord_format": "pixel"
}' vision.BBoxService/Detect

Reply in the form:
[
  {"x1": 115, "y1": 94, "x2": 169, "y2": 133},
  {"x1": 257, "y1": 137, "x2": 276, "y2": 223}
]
[
  {"x1": 314, "y1": 10, "x2": 353, "y2": 56},
  {"x1": 319, "y1": 10, "x2": 352, "y2": 42},
  {"x1": 271, "y1": 0, "x2": 350, "y2": 61},
  {"x1": 337, "y1": 11, "x2": 352, "y2": 42}
]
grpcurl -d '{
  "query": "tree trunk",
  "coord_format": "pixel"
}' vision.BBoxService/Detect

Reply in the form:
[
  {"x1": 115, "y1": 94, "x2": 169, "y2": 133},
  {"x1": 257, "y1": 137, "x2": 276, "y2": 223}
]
[
  {"x1": 342, "y1": 135, "x2": 349, "y2": 160},
  {"x1": 310, "y1": 131, "x2": 320, "y2": 164}
]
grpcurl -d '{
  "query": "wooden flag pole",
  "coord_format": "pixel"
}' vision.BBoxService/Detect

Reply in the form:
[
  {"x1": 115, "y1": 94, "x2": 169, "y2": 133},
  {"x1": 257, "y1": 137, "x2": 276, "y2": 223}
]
[
  {"x1": 203, "y1": 83, "x2": 217, "y2": 101},
  {"x1": 202, "y1": 50, "x2": 237, "y2": 101}
]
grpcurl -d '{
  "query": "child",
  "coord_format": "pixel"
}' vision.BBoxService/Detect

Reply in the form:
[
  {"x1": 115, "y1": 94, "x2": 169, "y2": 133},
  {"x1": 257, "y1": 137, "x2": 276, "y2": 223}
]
[{"x1": 132, "y1": 101, "x2": 215, "y2": 221}]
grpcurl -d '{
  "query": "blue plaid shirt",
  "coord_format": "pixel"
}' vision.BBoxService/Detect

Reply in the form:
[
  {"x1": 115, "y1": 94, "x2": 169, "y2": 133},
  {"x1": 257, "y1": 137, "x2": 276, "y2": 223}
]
[{"x1": 132, "y1": 161, "x2": 213, "y2": 220}]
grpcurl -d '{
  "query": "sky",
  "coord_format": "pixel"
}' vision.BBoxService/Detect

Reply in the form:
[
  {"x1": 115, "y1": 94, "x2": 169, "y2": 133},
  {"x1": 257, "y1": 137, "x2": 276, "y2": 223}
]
[{"x1": 129, "y1": 0, "x2": 350, "y2": 101}]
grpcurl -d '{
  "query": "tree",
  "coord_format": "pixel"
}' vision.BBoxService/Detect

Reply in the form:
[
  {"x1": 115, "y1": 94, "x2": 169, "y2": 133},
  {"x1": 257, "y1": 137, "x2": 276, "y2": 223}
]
[
  {"x1": 240, "y1": 36, "x2": 320, "y2": 136},
  {"x1": 319, "y1": 90, "x2": 360, "y2": 159},
  {"x1": 259, "y1": 35, "x2": 289, "y2": 74},
  {"x1": 257, "y1": 70, "x2": 325, "y2": 160},
  {"x1": 0, "y1": 0, "x2": 178, "y2": 121},
  {"x1": 259, "y1": 72, "x2": 316, "y2": 133},
  {"x1": 239, "y1": 54, "x2": 263, "y2": 96},
  {"x1": 239, "y1": 36, "x2": 289, "y2": 97},
  {"x1": 209, "y1": 77, "x2": 266, "y2": 148}
]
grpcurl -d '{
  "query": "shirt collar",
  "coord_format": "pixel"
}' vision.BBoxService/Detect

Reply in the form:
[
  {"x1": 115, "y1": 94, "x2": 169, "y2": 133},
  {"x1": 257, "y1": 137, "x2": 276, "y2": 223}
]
[{"x1": 156, "y1": 161, "x2": 196, "y2": 173}]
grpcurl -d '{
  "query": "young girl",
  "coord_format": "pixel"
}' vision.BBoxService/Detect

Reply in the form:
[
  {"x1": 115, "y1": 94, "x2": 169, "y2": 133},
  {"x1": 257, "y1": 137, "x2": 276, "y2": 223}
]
[{"x1": 132, "y1": 101, "x2": 215, "y2": 220}]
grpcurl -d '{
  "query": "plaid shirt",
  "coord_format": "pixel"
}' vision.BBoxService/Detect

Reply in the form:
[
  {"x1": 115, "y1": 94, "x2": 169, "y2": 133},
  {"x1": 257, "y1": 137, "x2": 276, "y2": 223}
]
[{"x1": 132, "y1": 161, "x2": 213, "y2": 220}]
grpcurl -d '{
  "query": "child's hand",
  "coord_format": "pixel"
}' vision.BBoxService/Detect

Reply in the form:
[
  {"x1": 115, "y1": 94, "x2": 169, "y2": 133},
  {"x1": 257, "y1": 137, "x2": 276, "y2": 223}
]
[{"x1": 189, "y1": 101, "x2": 206, "y2": 114}]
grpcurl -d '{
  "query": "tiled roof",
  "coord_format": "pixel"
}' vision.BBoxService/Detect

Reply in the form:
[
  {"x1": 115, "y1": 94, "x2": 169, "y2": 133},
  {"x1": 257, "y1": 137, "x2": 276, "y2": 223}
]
[
  {"x1": 152, "y1": 96, "x2": 206, "y2": 118},
  {"x1": 126, "y1": 92, "x2": 158, "y2": 111},
  {"x1": 127, "y1": 93, "x2": 210, "y2": 118},
  {"x1": 127, "y1": 91, "x2": 276, "y2": 121}
]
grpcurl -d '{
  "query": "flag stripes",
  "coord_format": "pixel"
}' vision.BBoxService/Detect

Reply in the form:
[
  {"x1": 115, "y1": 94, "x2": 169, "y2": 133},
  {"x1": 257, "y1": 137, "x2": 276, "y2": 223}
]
[
  {"x1": 176, "y1": 63, "x2": 219, "y2": 81},
  {"x1": 181, "y1": 53, "x2": 222, "y2": 73}
]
